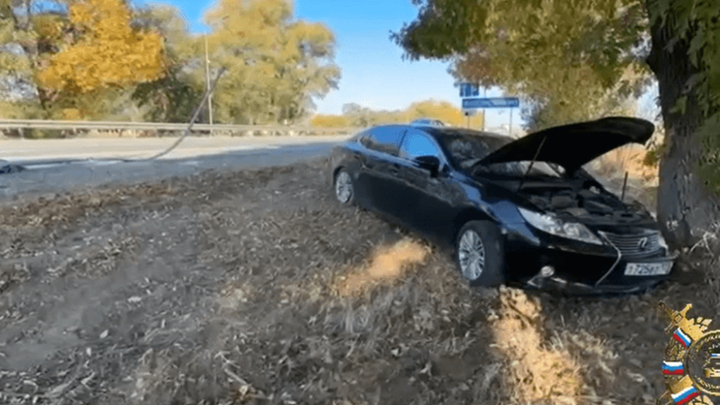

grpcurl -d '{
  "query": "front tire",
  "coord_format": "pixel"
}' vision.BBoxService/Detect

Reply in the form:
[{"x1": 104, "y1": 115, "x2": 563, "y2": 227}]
[
  {"x1": 454, "y1": 221, "x2": 505, "y2": 287},
  {"x1": 334, "y1": 169, "x2": 355, "y2": 205}
]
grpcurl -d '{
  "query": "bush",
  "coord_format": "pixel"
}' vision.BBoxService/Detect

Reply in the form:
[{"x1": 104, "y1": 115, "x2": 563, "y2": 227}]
[{"x1": 310, "y1": 114, "x2": 350, "y2": 128}]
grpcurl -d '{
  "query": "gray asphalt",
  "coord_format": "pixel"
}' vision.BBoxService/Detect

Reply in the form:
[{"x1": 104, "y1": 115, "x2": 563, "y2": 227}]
[{"x1": 0, "y1": 142, "x2": 338, "y2": 203}]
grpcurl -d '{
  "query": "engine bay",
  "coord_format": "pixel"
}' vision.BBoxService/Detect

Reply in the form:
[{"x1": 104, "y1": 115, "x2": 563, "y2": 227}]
[{"x1": 519, "y1": 180, "x2": 652, "y2": 223}]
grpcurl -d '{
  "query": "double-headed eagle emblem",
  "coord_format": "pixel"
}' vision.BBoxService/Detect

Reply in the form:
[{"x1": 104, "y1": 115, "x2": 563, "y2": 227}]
[{"x1": 659, "y1": 302, "x2": 718, "y2": 405}]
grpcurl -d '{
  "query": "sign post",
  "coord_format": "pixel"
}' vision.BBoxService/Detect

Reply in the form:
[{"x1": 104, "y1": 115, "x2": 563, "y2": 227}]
[
  {"x1": 461, "y1": 97, "x2": 520, "y2": 109},
  {"x1": 483, "y1": 88, "x2": 487, "y2": 131},
  {"x1": 458, "y1": 83, "x2": 520, "y2": 134},
  {"x1": 509, "y1": 107, "x2": 513, "y2": 137}
]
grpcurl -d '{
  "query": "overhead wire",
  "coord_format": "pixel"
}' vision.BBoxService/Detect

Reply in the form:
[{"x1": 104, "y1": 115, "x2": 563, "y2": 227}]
[{"x1": 119, "y1": 66, "x2": 228, "y2": 162}]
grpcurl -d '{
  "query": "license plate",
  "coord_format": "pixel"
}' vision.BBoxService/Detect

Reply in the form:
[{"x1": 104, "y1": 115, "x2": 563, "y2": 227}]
[{"x1": 624, "y1": 262, "x2": 673, "y2": 276}]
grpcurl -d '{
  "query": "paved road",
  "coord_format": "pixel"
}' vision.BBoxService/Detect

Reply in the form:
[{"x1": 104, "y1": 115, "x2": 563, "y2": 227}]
[
  {"x1": 0, "y1": 135, "x2": 349, "y2": 202},
  {"x1": 0, "y1": 135, "x2": 350, "y2": 164}
]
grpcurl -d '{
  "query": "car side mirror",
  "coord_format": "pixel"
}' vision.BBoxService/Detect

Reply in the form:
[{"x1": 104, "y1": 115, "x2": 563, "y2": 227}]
[{"x1": 415, "y1": 155, "x2": 441, "y2": 177}]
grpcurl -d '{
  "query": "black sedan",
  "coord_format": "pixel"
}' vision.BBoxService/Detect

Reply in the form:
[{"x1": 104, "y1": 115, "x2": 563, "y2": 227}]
[{"x1": 329, "y1": 117, "x2": 676, "y2": 294}]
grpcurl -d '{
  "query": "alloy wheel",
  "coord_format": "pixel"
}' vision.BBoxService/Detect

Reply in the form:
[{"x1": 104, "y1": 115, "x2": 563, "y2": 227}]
[
  {"x1": 335, "y1": 171, "x2": 353, "y2": 204},
  {"x1": 458, "y1": 229, "x2": 486, "y2": 280}
]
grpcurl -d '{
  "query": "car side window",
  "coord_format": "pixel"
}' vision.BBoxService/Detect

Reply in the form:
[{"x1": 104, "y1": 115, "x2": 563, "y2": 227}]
[
  {"x1": 400, "y1": 130, "x2": 441, "y2": 161},
  {"x1": 365, "y1": 127, "x2": 405, "y2": 155}
]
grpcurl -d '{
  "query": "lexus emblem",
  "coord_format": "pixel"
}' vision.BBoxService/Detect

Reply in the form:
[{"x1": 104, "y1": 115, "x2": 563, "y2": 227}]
[{"x1": 637, "y1": 237, "x2": 649, "y2": 251}]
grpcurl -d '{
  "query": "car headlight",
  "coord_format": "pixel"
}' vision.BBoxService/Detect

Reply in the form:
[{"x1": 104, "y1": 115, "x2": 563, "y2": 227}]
[{"x1": 518, "y1": 207, "x2": 603, "y2": 245}]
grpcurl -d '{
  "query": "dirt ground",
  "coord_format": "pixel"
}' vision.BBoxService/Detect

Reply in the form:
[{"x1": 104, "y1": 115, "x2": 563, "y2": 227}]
[{"x1": 0, "y1": 157, "x2": 718, "y2": 405}]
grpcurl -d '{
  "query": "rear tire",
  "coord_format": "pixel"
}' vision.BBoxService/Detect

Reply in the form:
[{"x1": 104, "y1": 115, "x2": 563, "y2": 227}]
[{"x1": 454, "y1": 221, "x2": 505, "y2": 287}]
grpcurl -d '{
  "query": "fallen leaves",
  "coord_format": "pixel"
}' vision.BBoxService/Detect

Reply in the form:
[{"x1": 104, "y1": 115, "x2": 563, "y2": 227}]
[
  {"x1": 0, "y1": 157, "x2": 715, "y2": 405},
  {"x1": 337, "y1": 238, "x2": 429, "y2": 296}
]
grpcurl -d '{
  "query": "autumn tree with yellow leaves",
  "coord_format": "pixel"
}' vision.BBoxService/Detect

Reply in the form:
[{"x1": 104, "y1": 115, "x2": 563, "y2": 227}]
[
  {"x1": 0, "y1": 0, "x2": 340, "y2": 125},
  {"x1": 36, "y1": 0, "x2": 165, "y2": 118},
  {"x1": 0, "y1": 0, "x2": 165, "y2": 121},
  {"x1": 312, "y1": 100, "x2": 484, "y2": 129}
]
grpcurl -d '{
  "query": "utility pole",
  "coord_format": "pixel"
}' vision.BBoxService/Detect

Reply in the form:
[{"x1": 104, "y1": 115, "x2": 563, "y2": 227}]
[
  {"x1": 205, "y1": 35, "x2": 213, "y2": 126},
  {"x1": 482, "y1": 87, "x2": 487, "y2": 131},
  {"x1": 509, "y1": 107, "x2": 513, "y2": 137}
]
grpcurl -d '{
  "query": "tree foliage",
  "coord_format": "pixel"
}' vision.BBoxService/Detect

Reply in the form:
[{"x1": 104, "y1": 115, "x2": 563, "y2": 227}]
[
  {"x1": 200, "y1": 0, "x2": 340, "y2": 124},
  {"x1": 394, "y1": 0, "x2": 653, "y2": 130},
  {"x1": 310, "y1": 114, "x2": 349, "y2": 128},
  {"x1": 394, "y1": 0, "x2": 720, "y2": 247},
  {"x1": 130, "y1": 4, "x2": 200, "y2": 122},
  {"x1": 36, "y1": 0, "x2": 165, "y2": 95},
  {"x1": 0, "y1": 0, "x2": 166, "y2": 120},
  {"x1": 312, "y1": 99, "x2": 484, "y2": 129},
  {"x1": 0, "y1": 0, "x2": 339, "y2": 124}
]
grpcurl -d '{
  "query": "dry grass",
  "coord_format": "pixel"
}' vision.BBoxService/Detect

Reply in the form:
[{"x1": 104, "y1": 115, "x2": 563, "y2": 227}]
[
  {"x1": 337, "y1": 239, "x2": 429, "y2": 296},
  {"x1": 82, "y1": 129, "x2": 150, "y2": 138},
  {"x1": 0, "y1": 157, "x2": 718, "y2": 405},
  {"x1": 491, "y1": 287, "x2": 582, "y2": 404},
  {"x1": 0, "y1": 182, "x2": 178, "y2": 228},
  {"x1": 594, "y1": 145, "x2": 658, "y2": 185},
  {"x1": 586, "y1": 145, "x2": 659, "y2": 212}
]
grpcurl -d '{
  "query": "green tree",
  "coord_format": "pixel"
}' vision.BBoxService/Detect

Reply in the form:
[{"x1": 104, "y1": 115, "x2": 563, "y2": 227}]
[
  {"x1": 394, "y1": 0, "x2": 720, "y2": 248},
  {"x1": 201, "y1": 0, "x2": 340, "y2": 125},
  {"x1": 131, "y1": 4, "x2": 200, "y2": 122},
  {"x1": 405, "y1": 99, "x2": 484, "y2": 128},
  {"x1": 0, "y1": 0, "x2": 56, "y2": 119}
]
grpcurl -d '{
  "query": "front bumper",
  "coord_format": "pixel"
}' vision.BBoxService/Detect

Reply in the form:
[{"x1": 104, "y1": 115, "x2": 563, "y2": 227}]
[
  {"x1": 502, "y1": 225, "x2": 676, "y2": 295},
  {"x1": 523, "y1": 273, "x2": 667, "y2": 295}
]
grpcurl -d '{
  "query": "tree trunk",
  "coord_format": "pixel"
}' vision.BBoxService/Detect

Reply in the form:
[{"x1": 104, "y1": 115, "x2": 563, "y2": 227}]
[{"x1": 647, "y1": 7, "x2": 720, "y2": 249}]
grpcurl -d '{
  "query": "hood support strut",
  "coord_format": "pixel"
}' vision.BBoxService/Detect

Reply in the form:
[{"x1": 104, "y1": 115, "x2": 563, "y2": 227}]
[{"x1": 516, "y1": 135, "x2": 548, "y2": 192}]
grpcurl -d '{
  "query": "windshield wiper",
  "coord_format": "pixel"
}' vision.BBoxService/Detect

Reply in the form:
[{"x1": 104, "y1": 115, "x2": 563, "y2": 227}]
[{"x1": 516, "y1": 135, "x2": 548, "y2": 192}]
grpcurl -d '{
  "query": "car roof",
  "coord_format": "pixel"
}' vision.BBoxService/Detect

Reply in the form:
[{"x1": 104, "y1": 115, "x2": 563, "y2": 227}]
[
  {"x1": 361, "y1": 124, "x2": 513, "y2": 144},
  {"x1": 422, "y1": 126, "x2": 512, "y2": 142},
  {"x1": 410, "y1": 118, "x2": 445, "y2": 127}
]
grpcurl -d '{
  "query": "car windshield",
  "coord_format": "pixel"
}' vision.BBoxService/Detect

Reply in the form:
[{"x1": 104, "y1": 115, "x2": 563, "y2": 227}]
[{"x1": 437, "y1": 133, "x2": 565, "y2": 178}]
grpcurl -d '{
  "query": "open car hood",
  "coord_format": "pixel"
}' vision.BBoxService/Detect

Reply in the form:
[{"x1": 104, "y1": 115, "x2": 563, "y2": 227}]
[{"x1": 477, "y1": 117, "x2": 655, "y2": 172}]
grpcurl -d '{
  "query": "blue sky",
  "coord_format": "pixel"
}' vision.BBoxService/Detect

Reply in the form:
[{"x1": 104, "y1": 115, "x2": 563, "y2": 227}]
[{"x1": 144, "y1": 0, "x2": 518, "y2": 129}]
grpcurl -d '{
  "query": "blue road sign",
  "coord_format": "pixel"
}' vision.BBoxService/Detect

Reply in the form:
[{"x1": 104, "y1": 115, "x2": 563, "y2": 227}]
[
  {"x1": 462, "y1": 97, "x2": 520, "y2": 109},
  {"x1": 459, "y1": 83, "x2": 480, "y2": 98}
]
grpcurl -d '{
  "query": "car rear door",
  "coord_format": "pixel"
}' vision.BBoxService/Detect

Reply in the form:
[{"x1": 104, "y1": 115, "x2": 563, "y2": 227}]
[{"x1": 361, "y1": 126, "x2": 407, "y2": 219}]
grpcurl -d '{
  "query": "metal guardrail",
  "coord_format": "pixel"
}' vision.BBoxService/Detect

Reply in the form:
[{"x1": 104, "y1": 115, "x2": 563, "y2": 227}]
[{"x1": 0, "y1": 119, "x2": 362, "y2": 135}]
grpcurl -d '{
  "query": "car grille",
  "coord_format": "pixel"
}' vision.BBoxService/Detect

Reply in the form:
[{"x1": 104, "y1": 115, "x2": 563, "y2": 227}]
[{"x1": 600, "y1": 231, "x2": 662, "y2": 260}]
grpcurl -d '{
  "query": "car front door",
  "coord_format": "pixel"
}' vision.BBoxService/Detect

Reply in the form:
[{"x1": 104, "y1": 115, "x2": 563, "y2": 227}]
[{"x1": 397, "y1": 129, "x2": 457, "y2": 243}]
